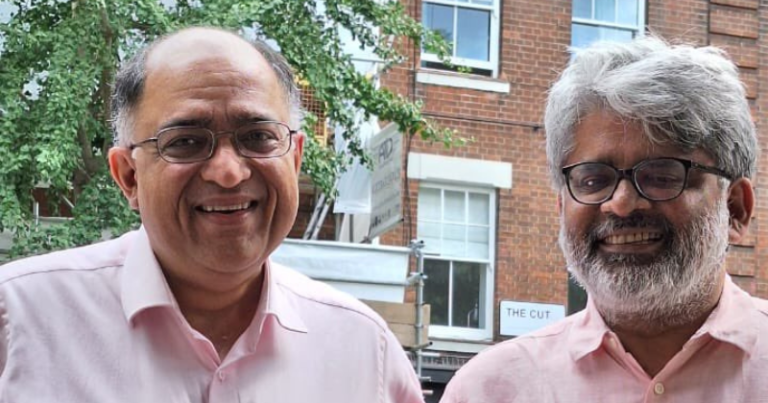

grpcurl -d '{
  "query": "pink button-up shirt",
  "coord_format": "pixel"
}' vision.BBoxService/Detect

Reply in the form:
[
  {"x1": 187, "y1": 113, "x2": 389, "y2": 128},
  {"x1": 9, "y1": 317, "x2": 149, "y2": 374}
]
[
  {"x1": 0, "y1": 228, "x2": 423, "y2": 403},
  {"x1": 441, "y1": 277, "x2": 768, "y2": 403}
]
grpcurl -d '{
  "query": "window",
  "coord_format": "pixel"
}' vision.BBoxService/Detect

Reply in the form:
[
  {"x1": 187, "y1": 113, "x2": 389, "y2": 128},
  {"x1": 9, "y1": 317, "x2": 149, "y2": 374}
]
[
  {"x1": 421, "y1": 0, "x2": 500, "y2": 77},
  {"x1": 571, "y1": 0, "x2": 645, "y2": 49},
  {"x1": 418, "y1": 185, "x2": 495, "y2": 340}
]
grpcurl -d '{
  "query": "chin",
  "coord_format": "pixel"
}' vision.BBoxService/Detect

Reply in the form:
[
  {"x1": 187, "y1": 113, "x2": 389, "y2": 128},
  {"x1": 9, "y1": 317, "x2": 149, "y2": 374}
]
[{"x1": 575, "y1": 259, "x2": 725, "y2": 332}]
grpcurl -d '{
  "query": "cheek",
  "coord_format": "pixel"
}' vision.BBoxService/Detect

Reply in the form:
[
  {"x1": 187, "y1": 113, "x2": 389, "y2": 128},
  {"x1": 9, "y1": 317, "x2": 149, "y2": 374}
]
[
  {"x1": 257, "y1": 161, "x2": 299, "y2": 199},
  {"x1": 670, "y1": 180, "x2": 720, "y2": 214},
  {"x1": 136, "y1": 164, "x2": 194, "y2": 213},
  {"x1": 659, "y1": 196, "x2": 701, "y2": 229},
  {"x1": 272, "y1": 176, "x2": 299, "y2": 215},
  {"x1": 562, "y1": 198, "x2": 597, "y2": 233}
]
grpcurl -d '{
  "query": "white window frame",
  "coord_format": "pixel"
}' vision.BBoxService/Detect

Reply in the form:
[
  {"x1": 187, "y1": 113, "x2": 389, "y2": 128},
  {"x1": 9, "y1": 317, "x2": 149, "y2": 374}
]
[
  {"x1": 420, "y1": 0, "x2": 501, "y2": 77},
  {"x1": 571, "y1": 0, "x2": 646, "y2": 48},
  {"x1": 418, "y1": 183, "x2": 496, "y2": 341}
]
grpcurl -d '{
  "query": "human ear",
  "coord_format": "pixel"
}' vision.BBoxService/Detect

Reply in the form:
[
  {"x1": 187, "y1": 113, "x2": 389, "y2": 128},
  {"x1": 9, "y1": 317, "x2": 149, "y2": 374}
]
[
  {"x1": 292, "y1": 131, "x2": 305, "y2": 173},
  {"x1": 108, "y1": 147, "x2": 140, "y2": 210},
  {"x1": 726, "y1": 177, "x2": 754, "y2": 244}
]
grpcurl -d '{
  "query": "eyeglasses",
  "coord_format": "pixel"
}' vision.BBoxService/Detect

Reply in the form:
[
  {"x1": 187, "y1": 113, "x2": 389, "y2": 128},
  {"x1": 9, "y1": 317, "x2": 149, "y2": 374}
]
[
  {"x1": 561, "y1": 157, "x2": 732, "y2": 205},
  {"x1": 129, "y1": 121, "x2": 297, "y2": 163}
]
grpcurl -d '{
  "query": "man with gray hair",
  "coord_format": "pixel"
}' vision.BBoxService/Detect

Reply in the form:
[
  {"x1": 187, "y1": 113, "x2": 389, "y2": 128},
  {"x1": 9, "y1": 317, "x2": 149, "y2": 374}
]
[
  {"x1": 441, "y1": 36, "x2": 767, "y2": 402},
  {"x1": 0, "y1": 27, "x2": 423, "y2": 402}
]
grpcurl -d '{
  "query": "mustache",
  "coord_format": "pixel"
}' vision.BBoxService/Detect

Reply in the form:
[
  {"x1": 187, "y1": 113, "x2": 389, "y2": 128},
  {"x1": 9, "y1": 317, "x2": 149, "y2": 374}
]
[{"x1": 587, "y1": 212, "x2": 674, "y2": 243}]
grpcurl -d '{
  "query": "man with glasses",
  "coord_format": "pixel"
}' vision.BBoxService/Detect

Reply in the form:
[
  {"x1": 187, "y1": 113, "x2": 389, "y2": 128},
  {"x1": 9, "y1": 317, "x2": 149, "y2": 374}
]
[
  {"x1": 0, "y1": 27, "x2": 423, "y2": 402},
  {"x1": 442, "y1": 36, "x2": 767, "y2": 402}
]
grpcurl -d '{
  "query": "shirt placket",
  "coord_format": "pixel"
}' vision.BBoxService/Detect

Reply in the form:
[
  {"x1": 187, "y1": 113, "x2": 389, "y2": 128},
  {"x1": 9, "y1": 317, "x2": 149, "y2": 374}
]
[
  {"x1": 643, "y1": 379, "x2": 669, "y2": 402},
  {"x1": 637, "y1": 335, "x2": 711, "y2": 403},
  {"x1": 208, "y1": 368, "x2": 240, "y2": 403},
  {"x1": 601, "y1": 333, "x2": 676, "y2": 402}
]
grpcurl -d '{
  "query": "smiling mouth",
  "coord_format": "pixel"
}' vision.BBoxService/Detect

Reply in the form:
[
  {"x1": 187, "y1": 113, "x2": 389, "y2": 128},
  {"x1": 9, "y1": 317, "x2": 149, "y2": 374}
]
[
  {"x1": 602, "y1": 232, "x2": 663, "y2": 245},
  {"x1": 197, "y1": 202, "x2": 256, "y2": 214}
]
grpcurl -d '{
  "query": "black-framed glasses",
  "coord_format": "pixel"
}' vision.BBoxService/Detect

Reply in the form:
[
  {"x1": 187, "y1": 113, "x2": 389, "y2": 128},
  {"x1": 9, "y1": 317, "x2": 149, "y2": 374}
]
[
  {"x1": 129, "y1": 121, "x2": 297, "y2": 163},
  {"x1": 561, "y1": 157, "x2": 732, "y2": 205}
]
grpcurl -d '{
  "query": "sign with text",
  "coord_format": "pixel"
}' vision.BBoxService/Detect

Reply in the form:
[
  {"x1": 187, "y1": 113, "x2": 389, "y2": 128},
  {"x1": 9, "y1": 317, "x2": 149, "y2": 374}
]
[
  {"x1": 499, "y1": 301, "x2": 565, "y2": 337},
  {"x1": 368, "y1": 124, "x2": 402, "y2": 239}
]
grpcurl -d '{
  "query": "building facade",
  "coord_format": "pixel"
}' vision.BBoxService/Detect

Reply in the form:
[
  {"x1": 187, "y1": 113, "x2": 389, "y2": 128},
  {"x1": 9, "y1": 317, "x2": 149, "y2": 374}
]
[{"x1": 360, "y1": 0, "x2": 767, "y2": 399}]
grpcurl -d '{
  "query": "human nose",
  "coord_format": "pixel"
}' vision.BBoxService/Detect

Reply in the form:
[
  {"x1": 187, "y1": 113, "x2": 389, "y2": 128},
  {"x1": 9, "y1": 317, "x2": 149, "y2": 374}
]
[
  {"x1": 599, "y1": 178, "x2": 651, "y2": 217},
  {"x1": 199, "y1": 137, "x2": 252, "y2": 188}
]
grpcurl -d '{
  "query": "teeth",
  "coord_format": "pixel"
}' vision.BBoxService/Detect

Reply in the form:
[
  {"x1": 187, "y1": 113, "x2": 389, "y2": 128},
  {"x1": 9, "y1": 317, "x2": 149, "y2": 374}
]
[
  {"x1": 604, "y1": 232, "x2": 661, "y2": 245},
  {"x1": 200, "y1": 202, "x2": 251, "y2": 213}
]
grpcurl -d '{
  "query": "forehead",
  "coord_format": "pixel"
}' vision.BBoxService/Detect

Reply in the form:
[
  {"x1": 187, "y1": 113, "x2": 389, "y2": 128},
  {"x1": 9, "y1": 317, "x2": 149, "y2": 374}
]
[
  {"x1": 566, "y1": 110, "x2": 712, "y2": 167},
  {"x1": 136, "y1": 31, "x2": 287, "y2": 132},
  {"x1": 146, "y1": 29, "x2": 267, "y2": 77}
]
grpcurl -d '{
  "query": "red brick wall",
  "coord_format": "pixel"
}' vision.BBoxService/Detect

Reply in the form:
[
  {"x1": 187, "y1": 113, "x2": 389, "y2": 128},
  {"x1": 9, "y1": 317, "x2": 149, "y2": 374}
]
[
  {"x1": 291, "y1": 0, "x2": 768, "y2": 340},
  {"x1": 647, "y1": 0, "x2": 709, "y2": 44},
  {"x1": 379, "y1": 0, "x2": 573, "y2": 340},
  {"x1": 744, "y1": 0, "x2": 766, "y2": 297}
]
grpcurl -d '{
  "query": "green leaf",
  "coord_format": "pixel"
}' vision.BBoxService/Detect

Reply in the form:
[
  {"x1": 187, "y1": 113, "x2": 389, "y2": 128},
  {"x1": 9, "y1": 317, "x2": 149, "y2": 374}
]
[{"x1": 0, "y1": 0, "x2": 460, "y2": 257}]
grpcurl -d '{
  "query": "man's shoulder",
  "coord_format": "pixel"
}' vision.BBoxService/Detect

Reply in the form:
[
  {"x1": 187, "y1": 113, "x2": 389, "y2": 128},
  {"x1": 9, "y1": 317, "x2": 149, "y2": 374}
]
[
  {"x1": 729, "y1": 279, "x2": 768, "y2": 320},
  {"x1": 443, "y1": 315, "x2": 579, "y2": 402},
  {"x1": 269, "y1": 262, "x2": 389, "y2": 331},
  {"x1": 749, "y1": 294, "x2": 768, "y2": 317},
  {"x1": 0, "y1": 231, "x2": 136, "y2": 286},
  {"x1": 465, "y1": 313, "x2": 576, "y2": 367}
]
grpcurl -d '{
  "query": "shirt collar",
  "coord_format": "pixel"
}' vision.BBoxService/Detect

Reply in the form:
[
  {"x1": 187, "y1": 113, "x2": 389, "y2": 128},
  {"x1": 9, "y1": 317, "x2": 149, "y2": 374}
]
[
  {"x1": 120, "y1": 227, "x2": 307, "y2": 334},
  {"x1": 120, "y1": 227, "x2": 178, "y2": 322},
  {"x1": 567, "y1": 275, "x2": 759, "y2": 362},
  {"x1": 261, "y1": 260, "x2": 308, "y2": 334},
  {"x1": 695, "y1": 275, "x2": 757, "y2": 354},
  {"x1": 568, "y1": 296, "x2": 611, "y2": 361}
]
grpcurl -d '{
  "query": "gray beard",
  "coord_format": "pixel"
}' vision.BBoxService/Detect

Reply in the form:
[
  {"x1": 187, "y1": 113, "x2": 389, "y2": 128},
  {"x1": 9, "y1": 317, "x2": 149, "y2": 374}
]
[{"x1": 559, "y1": 198, "x2": 730, "y2": 333}]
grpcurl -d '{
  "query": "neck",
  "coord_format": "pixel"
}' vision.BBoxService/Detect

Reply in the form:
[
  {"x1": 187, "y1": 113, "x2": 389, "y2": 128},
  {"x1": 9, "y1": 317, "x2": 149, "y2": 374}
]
[
  {"x1": 613, "y1": 311, "x2": 711, "y2": 377},
  {"x1": 167, "y1": 271, "x2": 264, "y2": 313},
  {"x1": 606, "y1": 280, "x2": 724, "y2": 377},
  {"x1": 164, "y1": 266, "x2": 266, "y2": 360}
]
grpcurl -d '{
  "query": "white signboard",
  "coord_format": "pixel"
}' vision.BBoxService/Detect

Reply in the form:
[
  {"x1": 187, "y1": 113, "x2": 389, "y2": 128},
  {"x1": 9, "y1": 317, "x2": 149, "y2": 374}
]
[
  {"x1": 368, "y1": 123, "x2": 402, "y2": 239},
  {"x1": 271, "y1": 239, "x2": 411, "y2": 302},
  {"x1": 499, "y1": 301, "x2": 565, "y2": 337}
]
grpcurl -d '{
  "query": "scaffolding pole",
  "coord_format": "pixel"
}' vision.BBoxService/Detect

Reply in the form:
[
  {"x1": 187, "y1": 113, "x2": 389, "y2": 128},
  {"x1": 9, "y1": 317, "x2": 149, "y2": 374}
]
[{"x1": 408, "y1": 239, "x2": 430, "y2": 382}]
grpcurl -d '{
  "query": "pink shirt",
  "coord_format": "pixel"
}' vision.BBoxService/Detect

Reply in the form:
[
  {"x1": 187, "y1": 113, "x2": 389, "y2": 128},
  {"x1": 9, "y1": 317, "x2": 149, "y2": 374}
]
[
  {"x1": 0, "y1": 228, "x2": 423, "y2": 403},
  {"x1": 441, "y1": 277, "x2": 768, "y2": 403}
]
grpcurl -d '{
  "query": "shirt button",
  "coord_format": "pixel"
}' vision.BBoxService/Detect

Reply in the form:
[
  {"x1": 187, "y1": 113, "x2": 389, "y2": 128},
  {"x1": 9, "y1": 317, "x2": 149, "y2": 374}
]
[
  {"x1": 218, "y1": 372, "x2": 226, "y2": 382},
  {"x1": 654, "y1": 382, "x2": 665, "y2": 395}
]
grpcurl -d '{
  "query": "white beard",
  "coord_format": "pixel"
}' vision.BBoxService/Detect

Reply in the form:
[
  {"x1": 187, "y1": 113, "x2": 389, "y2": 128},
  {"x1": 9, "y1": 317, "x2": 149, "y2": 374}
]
[{"x1": 560, "y1": 198, "x2": 730, "y2": 332}]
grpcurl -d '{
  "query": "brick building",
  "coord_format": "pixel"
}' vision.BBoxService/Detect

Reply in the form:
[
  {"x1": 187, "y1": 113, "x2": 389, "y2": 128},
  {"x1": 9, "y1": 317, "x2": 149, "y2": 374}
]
[
  {"x1": 1, "y1": 0, "x2": 761, "y2": 399},
  {"x1": 293, "y1": 0, "x2": 768, "y2": 400}
]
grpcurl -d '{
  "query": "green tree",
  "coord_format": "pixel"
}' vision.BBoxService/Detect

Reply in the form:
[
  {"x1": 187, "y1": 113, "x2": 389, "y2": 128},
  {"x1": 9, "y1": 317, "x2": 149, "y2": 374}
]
[{"x1": 0, "y1": 0, "x2": 458, "y2": 258}]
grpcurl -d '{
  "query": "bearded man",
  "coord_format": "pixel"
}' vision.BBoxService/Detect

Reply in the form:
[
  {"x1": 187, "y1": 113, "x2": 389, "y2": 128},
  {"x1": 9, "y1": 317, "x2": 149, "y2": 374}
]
[{"x1": 441, "y1": 36, "x2": 768, "y2": 403}]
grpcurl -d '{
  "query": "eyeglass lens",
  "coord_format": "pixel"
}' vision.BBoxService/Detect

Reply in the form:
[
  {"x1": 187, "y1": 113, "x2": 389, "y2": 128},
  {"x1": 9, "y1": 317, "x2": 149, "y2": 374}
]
[
  {"x1": 157, "y1": 122, "x2": 289, "y2": 162},
  {"x1": 568, "y1": 159, "x2": 687, "y2": 203}
]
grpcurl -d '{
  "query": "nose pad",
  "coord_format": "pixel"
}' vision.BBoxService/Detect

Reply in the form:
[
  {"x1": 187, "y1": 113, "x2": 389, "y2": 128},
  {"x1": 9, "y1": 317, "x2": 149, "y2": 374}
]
[
  {"x1": 600, "y1": 178, "x2": 650, "y2": 217},
  {"x1": 200, "y1": 138, "x2": 252, "y2": 188}
]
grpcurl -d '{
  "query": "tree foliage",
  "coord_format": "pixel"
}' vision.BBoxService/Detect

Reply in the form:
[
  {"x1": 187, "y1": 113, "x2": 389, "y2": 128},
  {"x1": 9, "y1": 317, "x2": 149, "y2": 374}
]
[{"x1": 0, "y1": 0, "x2": 458, "y2": 258}]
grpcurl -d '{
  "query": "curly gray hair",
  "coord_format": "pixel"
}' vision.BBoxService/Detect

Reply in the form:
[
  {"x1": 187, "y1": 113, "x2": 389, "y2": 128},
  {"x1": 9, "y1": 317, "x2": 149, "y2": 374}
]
[{"x1": 545, "y1": 36, "x2": 757, "y2": 190}]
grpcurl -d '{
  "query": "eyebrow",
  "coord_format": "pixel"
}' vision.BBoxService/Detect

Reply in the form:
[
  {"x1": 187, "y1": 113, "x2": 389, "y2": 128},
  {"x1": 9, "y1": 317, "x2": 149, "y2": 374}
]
[
  {"x1": 159, "y1": 118, "x2": 212, "y2": 130},
  {"x1": 230, "y1": 113, "x2": 277, "y2": 126},
  {"x1": 158, "y1": 113, "x2": 280, "y2": 131}
]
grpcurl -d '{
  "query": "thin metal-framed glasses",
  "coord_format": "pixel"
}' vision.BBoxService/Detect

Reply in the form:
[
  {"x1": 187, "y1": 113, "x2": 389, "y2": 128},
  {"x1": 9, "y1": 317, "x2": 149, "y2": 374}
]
[
  {"x1": 561, "y1": 157, "x2": 732, "y2": 205},
  {"x1": 129, "y1": 121, "x2": 297, "y2": 163}
]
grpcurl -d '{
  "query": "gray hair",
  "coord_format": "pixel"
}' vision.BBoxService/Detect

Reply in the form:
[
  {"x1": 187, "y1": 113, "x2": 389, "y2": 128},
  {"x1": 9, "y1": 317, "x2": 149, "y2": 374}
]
[
  {"x1": 545, "y1": 36, "x2": 758, "y2": 190},
  {"x1": 111, "y1": 29, "x2": 303, "y2": 146}
]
